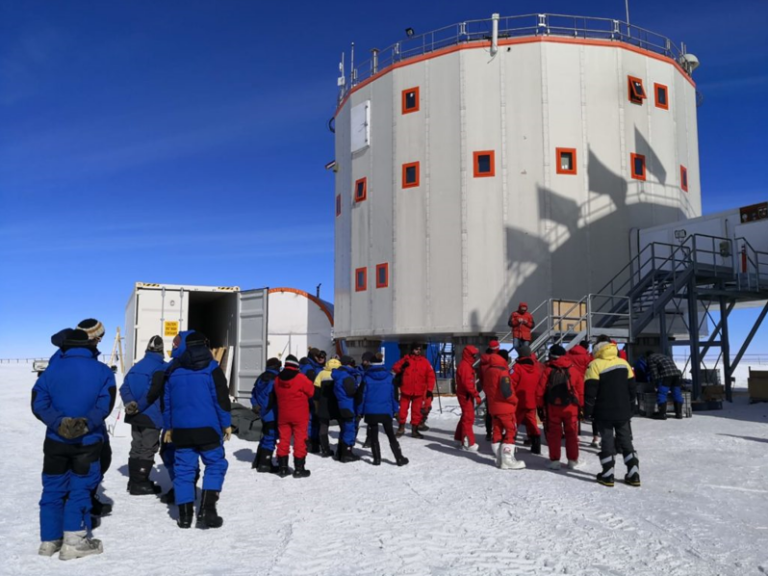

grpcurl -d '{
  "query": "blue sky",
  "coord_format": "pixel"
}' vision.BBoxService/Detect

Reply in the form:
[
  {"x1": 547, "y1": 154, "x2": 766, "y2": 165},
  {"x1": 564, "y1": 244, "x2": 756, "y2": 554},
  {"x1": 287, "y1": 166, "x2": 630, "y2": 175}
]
[{"x1": 1, "y1": 0, "x2": 766, "y2": 359}]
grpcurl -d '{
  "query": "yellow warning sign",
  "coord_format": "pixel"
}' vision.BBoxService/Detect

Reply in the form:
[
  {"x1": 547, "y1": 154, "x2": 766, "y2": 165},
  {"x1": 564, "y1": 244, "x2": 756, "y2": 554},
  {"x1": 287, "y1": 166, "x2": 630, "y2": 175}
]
[{"x1": 164, "y1": 321, "x2": 179, "y2": 337}]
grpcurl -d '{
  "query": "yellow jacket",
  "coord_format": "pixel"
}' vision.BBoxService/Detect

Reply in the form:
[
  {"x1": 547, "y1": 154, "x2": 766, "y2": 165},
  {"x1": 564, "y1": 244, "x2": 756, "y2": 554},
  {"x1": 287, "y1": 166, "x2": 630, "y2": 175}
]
[{"x1": 314, "y1": 358, "x2": 341, "y2": 388}]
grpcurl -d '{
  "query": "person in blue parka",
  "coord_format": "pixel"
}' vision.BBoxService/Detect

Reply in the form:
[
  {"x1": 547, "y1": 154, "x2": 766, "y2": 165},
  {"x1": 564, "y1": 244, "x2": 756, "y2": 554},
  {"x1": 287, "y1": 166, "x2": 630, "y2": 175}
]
[
  {"x1": 250, "y1": 357, "x2": 282, "y2": 473},
  {"x1": 360, "y1": 352, "x2": 409, "y2": 467},
  {"x1": 300, "y1": 348, "x2": 326, "y2": 453},
  {"x1": 32, "y1": 329, "x2": 116, "y2": 560},
  {"x1": 332, "y1": 356, "x2": 362, "y2": 463},
  {"x1": 120, "y1": 335, "x2": 167, "y2": 496},
  {"x1": 161, "y1": 330, "x2": 231, "y2": 529}
]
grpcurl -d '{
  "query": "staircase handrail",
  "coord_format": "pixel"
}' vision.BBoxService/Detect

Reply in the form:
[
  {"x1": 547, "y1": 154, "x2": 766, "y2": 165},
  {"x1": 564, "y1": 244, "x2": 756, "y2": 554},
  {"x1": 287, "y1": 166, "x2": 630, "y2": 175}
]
[{"x1": 735, "y1": 236, "x2": 768, "y2": 291}]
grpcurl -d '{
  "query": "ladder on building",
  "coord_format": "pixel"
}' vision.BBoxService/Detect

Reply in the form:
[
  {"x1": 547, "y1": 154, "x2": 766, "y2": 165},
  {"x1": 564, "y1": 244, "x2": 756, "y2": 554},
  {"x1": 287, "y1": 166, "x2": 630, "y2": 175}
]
[{"x1": 500, "y1": 233, "x2": 768, "y2": 401}]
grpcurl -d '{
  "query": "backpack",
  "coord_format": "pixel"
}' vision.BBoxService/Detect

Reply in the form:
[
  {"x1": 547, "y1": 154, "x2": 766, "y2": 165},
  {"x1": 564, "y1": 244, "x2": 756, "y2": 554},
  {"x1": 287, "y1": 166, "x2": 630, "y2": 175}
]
[{"x1": 545, "y1": 366, "x2": 577, "y2": 406}]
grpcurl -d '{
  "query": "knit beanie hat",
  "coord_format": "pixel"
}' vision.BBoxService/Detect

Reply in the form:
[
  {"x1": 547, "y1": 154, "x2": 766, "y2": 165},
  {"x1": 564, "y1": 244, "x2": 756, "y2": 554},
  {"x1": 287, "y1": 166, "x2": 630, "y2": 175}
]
[
  {"x1": 77, "y1": 318, "x2": 105, "y2": 341},
  {"x1": 489, "y1": 340, "x2": 500, "y2": 351},
  {"x1": 517, "y1": 345, "x2": 532, "y2": 358},
  {"x1": 266, "y1": 357, "x2": 282, "y2": 369},
  {"x1": 185, "y1": 331, "x2": 208, "y2": 347},
  {"x1": 340, "y1": 355, "x2": 356, "y2": 367},
  {"x1": 146, "y1": 336, "x2": 164, "y2": 354},
  {"x1": 284, "y1": 355, "x2": 300, "y2": 370},
  {"x1": 549, "y1": 344, "x2": 566, "y2": 359},
  {"x1": 62, "y1": 329, "x2": 90, "y2": 349}
]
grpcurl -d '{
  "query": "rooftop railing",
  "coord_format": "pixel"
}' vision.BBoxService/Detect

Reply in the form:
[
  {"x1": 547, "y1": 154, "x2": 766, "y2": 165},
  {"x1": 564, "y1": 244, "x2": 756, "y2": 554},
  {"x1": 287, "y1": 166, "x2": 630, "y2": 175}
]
[{"x1": 337, "y1": 13, "x2": 691, "y2": 103}]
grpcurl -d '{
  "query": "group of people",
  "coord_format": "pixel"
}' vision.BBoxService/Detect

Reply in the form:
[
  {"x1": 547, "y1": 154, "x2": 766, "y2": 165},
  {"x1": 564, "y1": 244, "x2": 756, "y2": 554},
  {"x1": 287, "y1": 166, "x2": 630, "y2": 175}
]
[
  {"x1": 31, "y1": 310, "x2": 681, "y2": 562},
  {"x1": 454, "y1": 334, "x2": 641, "y2": 488}
]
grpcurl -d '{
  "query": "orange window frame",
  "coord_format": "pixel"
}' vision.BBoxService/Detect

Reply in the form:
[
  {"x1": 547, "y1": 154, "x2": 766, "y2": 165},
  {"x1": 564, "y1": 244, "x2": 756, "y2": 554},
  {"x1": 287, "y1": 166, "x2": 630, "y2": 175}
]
[
  {"x1": 375, "y1": 263, "x2": 389, "y2": 288},
  {"x1": 556, "y1": 148, "x2": 577, "y2": 175},
  {"x1": 335, "y1": 194, "x2": 341, "y2": 217},
  {"x1": 680, "y1": 165, "x2": 688, "y2": 192},
  {"x1": 472, "y1": 151, "x2": 495, "y2": 178},
  {"x1": 402, "y1": 87, "x2": 420, "y2": 114},
  {"x1": 355, "y1": 267, "x2": 367, "y2": 292},
  {"x1": 631, "y1": 153, "x2": 646, "y2": 181},
  {"x1": 402, "y1": 161, "x2": 420, "y2": 188},
  {"x1": 354, "y1": 177, "x2": 367, "y2": 202},
  {"x1": 654, "y1": 83, "x2": 669, "y2": 110},
  {"x1": 628, "y1": 76, "x2": 646, "y2": 104}
]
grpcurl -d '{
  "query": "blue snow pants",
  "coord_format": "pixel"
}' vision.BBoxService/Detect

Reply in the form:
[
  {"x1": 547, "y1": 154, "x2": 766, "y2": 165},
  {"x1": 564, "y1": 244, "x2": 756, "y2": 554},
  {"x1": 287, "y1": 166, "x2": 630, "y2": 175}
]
[
  {"x1": 258, "y1": 420, "x2": 278, "y2": 452},
  {"x1": 339, "y1": 418, "x2": 356, "y2": 445},
  {"x1": 174, "y1": 445, "x2": 228, "y2": 505},
  {"x1": 656, "y1": 376, "x2": 683, "y2": 404},
  {"x1": 39, "y1": 440, "x2": 102, "y2": 541}
]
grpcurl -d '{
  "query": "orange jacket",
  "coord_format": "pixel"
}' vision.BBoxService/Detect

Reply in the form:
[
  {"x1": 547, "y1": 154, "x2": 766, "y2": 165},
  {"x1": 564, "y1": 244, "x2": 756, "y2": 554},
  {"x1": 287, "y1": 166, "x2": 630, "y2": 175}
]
[
  {"x1": 485, "y1": 354, "x2": 517, "y2": 416},
  {"x1": 393, "y1": 354, "x2": 436, "y2": 397},
  {"x1": 510, "y1": 357, "x2": 542, "y2": 410},
  {"x1": 536, "y1": 357, "x2": 585, "y2": 408},
  {"x1": 509, "y1": 304, "x2": 535, "y2": 340}
]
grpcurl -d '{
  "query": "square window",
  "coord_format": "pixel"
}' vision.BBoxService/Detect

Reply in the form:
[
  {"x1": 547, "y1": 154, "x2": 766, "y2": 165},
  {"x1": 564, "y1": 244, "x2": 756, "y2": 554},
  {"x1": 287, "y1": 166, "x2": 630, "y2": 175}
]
[
  {"x1": 556, "y1": 148, "x2": 577, "y2": 175},
  {"x1": 355, "y1": 267, "x2": 367, "y2": 292},
  {"x1": 402, "y1": 162, "x2": 420, "y2": 188},
  {"x1": 354, "y1": 177, "x2": 367, "y2": 202},
  {"x1": 680, "y1": 165, "x2": 688, "y2": 192},
  {"x1": 376, "y1": 263, "x2": 389, "y2": 288},
  {"x1": 631, "y1": 153, "x2": 646, "y2": 181},
  {"x1": 335, "y1": 194, "x2": 341, "y2": 217},
  {"x1": 473, "y1": 151, "x2": 495, "y2": 178},
  {"x1": 628, "y1": 76, "x2": 646, "y2": 105},
  {"x1": 402, "y1": 87, "x2": 420, "y2": 114},
  {"x1": 655, "y1": 83, "x2": 669, "y2": 110}
]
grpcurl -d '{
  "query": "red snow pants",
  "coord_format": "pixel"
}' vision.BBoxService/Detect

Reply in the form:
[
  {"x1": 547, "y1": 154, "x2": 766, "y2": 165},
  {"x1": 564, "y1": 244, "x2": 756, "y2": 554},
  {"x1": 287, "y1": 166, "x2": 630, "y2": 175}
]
[
  {"x1": 492, "y1": 413, "x2": 517, "y2": 444},
  {"x1": 399, "y1": 394, "x2": 423, "y2": 426},
  {"x1": 277, "y1": 418, "x2": 309, "y2": 458},
  {"x1": 454, "y1": 396, "x2": 476, "y2": 445},
  {"x1": 545, "y1": 405, "x2": 579, "y2": 462},
  {"x1": 516, "y1": 406, "x2": 540, "y2": 438}
]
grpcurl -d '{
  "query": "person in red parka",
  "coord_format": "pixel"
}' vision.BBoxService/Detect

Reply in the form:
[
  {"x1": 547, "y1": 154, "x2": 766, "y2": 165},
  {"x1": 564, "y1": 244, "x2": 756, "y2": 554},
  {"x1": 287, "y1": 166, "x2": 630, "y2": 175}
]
[
  {"x1": 274, "y1": 355, "x2": 315, "y2": 479},
  {"x1": 478, "y1": 340, "x2": 500, "y2": 441},
  {"x1": 393, "y1": 343, "x2": 436, "y2": 439},
  {"x1": 454, "y1": 345, "x2": 482, "y2": 451},
  {"x1": 508, "y1": 302, "x2": 535, "y2": 350},
  {"x1": 511, "y1": 345, "x2": 543, "y2": 455},
  {"x1": 567, "y1": 339, "x2": 595, "y2": 445},
  {"x1": 486, "y1": 350, "x2": 525, "y2": 469},
  {"x1": 536, "y1": 345, "x2": 584, "y2": 470}
]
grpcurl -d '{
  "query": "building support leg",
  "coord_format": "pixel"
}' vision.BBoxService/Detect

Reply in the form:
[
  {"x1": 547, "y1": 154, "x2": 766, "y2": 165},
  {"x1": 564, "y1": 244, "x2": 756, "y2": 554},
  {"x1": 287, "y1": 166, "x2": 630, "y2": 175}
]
[
  {"x1": 719, "y1": 295, "x2": 733, "y2": 403},
  {"x1": 687, "y1": 278, "x2": 702, "y2": 401}
]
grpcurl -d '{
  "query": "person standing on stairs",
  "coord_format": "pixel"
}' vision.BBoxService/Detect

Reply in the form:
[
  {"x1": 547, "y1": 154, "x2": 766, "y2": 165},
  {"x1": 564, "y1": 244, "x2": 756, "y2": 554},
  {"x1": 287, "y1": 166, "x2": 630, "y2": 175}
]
[
  {"x1": 454, "y1": 345, "x2": 482, "y2": 451},
  {"x1": 509, "y1": 302, "x2": 535, "y2": 350},
  {"x1": 392, "y1": 343, "x2": 436, "y2": 439},
  {"x1": 120, "y1": 335, "x2": 167, "y2": 495},
  {"x1": 646, "y1": 351, "x2": 684, "y2": 420},
  {"x1": 360, "y1": 352, "x2": 409, "y2": 466}
]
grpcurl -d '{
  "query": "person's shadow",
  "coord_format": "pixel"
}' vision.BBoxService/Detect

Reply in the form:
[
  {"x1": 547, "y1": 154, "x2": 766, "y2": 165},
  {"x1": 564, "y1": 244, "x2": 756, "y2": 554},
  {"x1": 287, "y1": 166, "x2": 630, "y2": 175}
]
[{"x1": 233, "y1": 448, "x2": 256, "y2": 464}]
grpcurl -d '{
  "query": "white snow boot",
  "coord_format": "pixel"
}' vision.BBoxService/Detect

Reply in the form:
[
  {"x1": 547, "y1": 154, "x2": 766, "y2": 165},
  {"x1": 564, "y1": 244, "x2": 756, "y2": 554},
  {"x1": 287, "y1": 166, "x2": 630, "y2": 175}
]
[
  {"x1": 567, "y1": 459, "x2": 583, "y2": 470},
  {"x1": 491, "y1": 442, "x2": 501, "y2": 457},
  {"x1": 499, "y1": 444, "x2": 526, "y2": 470},
  {"x1": 59, "y1": 531, "x2": 103, "y2": 561},
  {"x1": 462, "y1": 438, "x2": 480, "y2": 452},
  {"x1": 38, "y1": 539, "x2": 62, "y2": 557},
  {"x1": 548, "y1": 460, "x2": 562, "y2": 470}
]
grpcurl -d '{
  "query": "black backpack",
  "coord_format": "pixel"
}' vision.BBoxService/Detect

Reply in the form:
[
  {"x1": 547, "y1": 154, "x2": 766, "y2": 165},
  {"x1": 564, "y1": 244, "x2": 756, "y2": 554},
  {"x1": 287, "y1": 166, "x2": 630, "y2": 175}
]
[{"x1": 545, "y1": 366, "x2": 577, "y2": 406}]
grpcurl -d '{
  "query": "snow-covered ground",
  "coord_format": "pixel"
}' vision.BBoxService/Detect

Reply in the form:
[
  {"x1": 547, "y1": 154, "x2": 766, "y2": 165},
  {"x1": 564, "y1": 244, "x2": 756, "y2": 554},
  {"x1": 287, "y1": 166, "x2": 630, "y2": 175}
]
[{"x1": 2, "y1": 363, "x2": 767, "y2": 576}]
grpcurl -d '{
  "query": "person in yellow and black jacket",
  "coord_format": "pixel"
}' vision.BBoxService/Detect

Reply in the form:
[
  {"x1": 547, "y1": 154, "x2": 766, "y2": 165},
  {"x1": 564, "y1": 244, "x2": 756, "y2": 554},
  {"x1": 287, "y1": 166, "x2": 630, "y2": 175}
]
[{"x1": 584, "y1": 336, "x2": 640, "y2": 488}]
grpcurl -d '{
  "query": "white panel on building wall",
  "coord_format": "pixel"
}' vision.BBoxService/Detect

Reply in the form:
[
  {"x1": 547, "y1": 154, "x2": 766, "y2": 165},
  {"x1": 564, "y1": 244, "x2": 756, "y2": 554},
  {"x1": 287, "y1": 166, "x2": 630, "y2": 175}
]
[{"x1": 350, "y1": 100, "x2": 371, "y2": 154}]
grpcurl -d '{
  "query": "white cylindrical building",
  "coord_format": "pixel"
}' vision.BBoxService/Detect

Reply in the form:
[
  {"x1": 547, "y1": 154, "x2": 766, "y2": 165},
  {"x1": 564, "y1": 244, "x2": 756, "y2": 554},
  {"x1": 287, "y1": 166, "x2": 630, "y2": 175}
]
[{"x1": 333, "y1": 14, "x2": 701, "y2": 342}]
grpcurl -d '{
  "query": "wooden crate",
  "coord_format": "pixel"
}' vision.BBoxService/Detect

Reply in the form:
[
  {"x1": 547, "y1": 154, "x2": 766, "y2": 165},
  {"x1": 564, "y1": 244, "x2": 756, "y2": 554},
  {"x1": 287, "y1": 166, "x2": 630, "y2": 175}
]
[
  {"x1": 748, "y1": 368, "x2": 768, "y2": 402},
  {"x1": 552, "y1": 300, "x2": 586, "y2": 333},
  {"x1": 701, "y1": 384, "x2": 725, "y2": 401}
]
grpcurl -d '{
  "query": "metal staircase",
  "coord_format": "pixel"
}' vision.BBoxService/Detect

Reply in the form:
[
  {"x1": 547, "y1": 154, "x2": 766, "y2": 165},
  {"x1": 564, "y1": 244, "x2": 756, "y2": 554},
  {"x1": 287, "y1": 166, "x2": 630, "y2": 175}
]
[{"x1": 501, "y1": 234, "x2": 768, "y2": 400}]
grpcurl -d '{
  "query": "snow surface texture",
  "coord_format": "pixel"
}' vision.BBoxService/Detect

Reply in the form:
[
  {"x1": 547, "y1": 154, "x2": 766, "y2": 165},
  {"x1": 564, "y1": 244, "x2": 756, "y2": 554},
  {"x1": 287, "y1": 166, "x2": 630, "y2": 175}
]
[{"x1": 2, "y1": 363, "x2": 768, "y2": 576}]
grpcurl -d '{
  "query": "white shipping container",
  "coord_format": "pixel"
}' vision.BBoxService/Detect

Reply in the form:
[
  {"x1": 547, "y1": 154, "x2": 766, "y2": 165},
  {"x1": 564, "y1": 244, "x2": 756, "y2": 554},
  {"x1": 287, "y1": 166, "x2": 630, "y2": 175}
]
[{"x1": 124, "y1": 282, "x2": 268, "y2": 402}]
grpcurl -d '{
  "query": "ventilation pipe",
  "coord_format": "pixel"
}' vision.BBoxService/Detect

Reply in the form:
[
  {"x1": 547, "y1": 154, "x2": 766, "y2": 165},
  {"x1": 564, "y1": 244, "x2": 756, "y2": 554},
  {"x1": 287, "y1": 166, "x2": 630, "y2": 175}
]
[{"x1": 491, "y1": 13, "x2": 499, "y2": 56}]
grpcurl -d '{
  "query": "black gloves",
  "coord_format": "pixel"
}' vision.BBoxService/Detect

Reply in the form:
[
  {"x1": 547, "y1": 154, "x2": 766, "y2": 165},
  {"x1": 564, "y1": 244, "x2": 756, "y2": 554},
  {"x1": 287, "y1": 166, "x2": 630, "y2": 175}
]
[
  {"x1": 124, "y1": 401, "x2": 139, "y2": 415},
  {"x1": 58, "y1": 417, "x2": 89, "y2": 439}
]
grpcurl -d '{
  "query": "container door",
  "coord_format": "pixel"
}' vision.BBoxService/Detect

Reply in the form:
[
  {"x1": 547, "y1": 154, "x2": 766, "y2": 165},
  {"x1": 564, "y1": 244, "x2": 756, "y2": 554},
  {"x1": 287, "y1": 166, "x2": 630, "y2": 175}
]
[
  {"x1": 234, "y1": 288, "x2": 268, "y2": 402},
  {"x1": 134, "y1": 289, "x2": 169, "y2": 363}
]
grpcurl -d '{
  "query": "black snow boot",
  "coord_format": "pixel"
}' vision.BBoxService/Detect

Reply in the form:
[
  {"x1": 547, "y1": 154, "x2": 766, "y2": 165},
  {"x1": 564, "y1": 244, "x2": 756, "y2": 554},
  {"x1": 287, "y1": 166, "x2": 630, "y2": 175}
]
[
  {"x1": 596, "y1": 453, "x2": 615, "y2": 487},
  {"x1": 396, "y1": 423, "x2": 406, "y2": 438},
  {"x1": 674, "y1": 402, "x2": 684, "y2": 420},
  {"x1": 309, "y1": 440, "x2": 321, "y2": 454},
  {"x1": 371, "y1": 441, "x2": 382, "y2": 466},
  {"x1": 251, "y1": 451, "x2": 259, "y2": 469},
  {"x1": 530, "y1": 436, "x2": 542, "y2": 455},
  {"x1": 411, "y1": 424, "x2": 424, "y2": 439},
  {"x1": 338, "y1": 441, "x2": 361, "y2": 463},
  {"x1": 128, "y1": 458, "x2": 161, "y2": 495},
  {"x1": 652, "y1": 403, "x2": 668, "y2": 420},
  {"x1": 417, "y1": 414, "x2": 430, "y2": 432},
  {"x1": 90, "y1": 490, "x2": 112, "y2": 517},
  {"x1": 256, "y1": 448, "x2": 279, "y2": 474},
  {"x1": 197, "y1": 490, "x2": 223, "y2": 528},
  {"x1": 277, "y1": 456, "x2": 291, "y2": 478},
  {"x1": 292, "y1": 457, "x2": 311, "y2": 478},
  {"x1": 391, "y1": 441, "x2": 409, "y2": 466},
  {"x1": 623, "y1": 452, "x2": 641, "y2": 487},
  {"x1": 177, "y1": 502, "x2": 194, "y2": 529}
]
